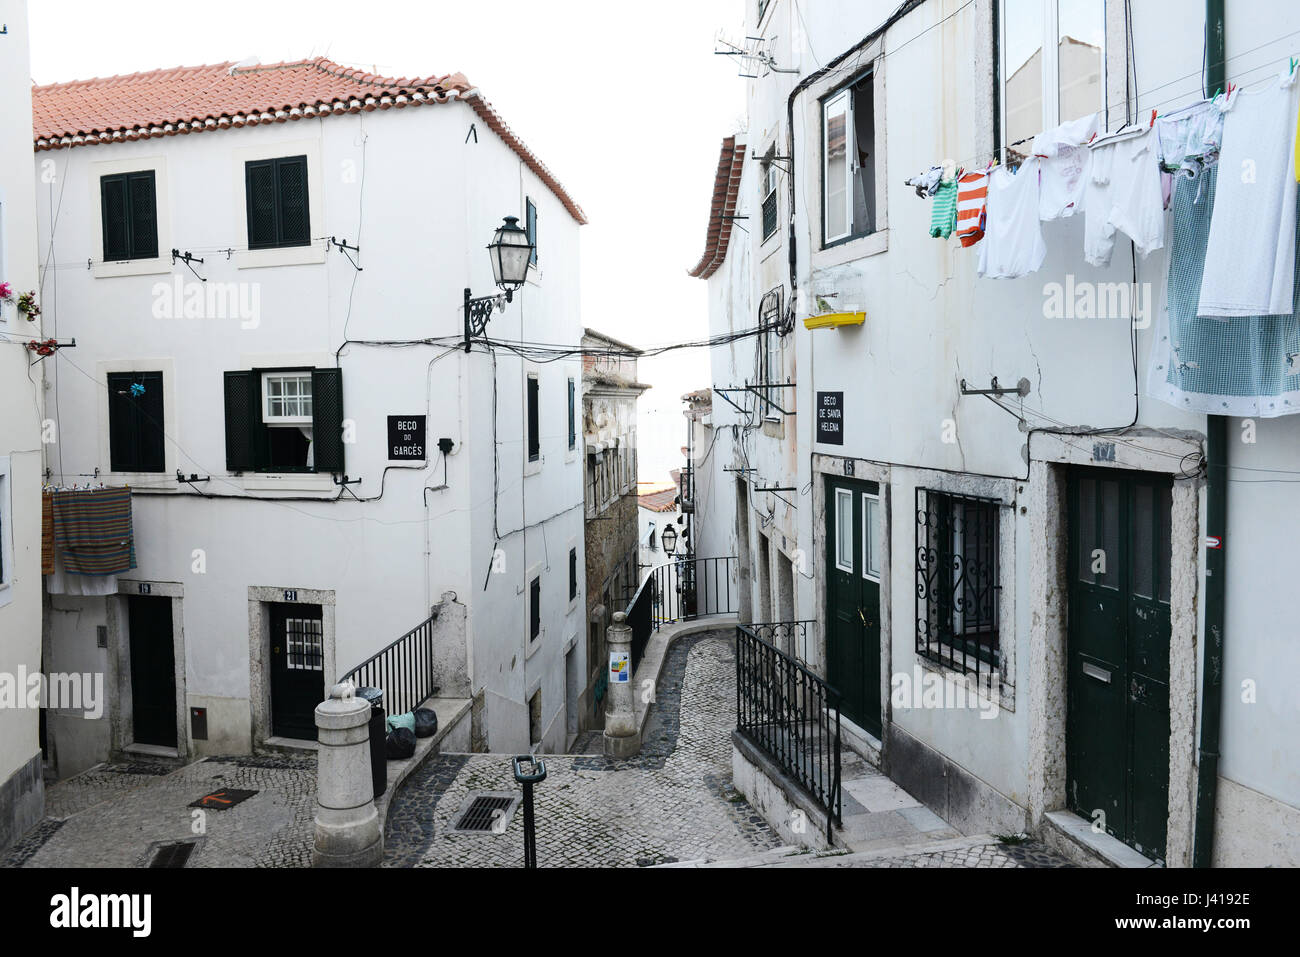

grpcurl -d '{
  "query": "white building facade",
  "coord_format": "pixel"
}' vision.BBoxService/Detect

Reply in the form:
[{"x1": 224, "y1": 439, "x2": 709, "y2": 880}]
[
  {"x1": 0, "y1": 0, "x2": 46, "y2": 853},
  {"x1": 697, "y1": 0, "x2": 1300, "y2": 867},
  {"x1": 34, "y1": 58, "x2": 588, "y2": 773}
]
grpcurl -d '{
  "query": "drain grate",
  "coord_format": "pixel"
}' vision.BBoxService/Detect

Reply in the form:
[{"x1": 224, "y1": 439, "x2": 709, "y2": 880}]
[
  {"x1": 450, "y1": 794, "x2": 517, "y2": 833},
  {"x1": 149, "y1": 841, "x2": 197, "y2": 868}
]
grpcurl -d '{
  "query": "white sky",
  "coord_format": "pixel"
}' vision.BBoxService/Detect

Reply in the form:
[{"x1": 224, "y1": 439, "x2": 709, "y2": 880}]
[{"x1": 27, "y1": 0, "x2": 746, "y2": 484}]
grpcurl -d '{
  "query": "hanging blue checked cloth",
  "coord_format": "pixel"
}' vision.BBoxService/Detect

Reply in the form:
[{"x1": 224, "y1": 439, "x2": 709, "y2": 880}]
[{"x1": 1149, "y1": 166, "x2": 1300, "y2": 417}]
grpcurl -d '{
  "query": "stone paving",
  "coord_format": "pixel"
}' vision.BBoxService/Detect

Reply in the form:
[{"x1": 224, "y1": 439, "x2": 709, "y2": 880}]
[
  {"x1": 3, "y1": 630, "x2": 1072, "y2": 869},
  {"x1": 384, "y1": 632, "x2": 782, "y2": 867},
  {"x1": 2, "y1": 754, "x2": 317, "y2": 868}
]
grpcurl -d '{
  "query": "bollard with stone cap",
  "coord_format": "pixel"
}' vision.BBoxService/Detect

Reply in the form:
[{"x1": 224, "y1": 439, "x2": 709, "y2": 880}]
[
  {"x1": 313, "y1": 680, "x2": 383, "y2": 867},
  {"x1": 602, "y1": 612, "x2": 641, "y2": 758}
]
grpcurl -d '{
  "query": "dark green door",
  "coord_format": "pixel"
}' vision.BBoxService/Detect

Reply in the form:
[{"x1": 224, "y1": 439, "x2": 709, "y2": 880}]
[
  {"x1": 128, "y1": 596, "x2": 176, "y2": 748},
  {"x1": 270, "y1": 603, "x2": 325, "y2": 740},
  {"x1": 826, "y1": 477, "x2": 882, "y2": 738},
  {"x1": 1067, "y1": 468, "x2": 1172, "y2": 861}
]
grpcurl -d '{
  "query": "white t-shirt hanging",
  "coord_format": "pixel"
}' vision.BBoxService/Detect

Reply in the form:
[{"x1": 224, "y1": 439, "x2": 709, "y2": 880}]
[
  {"x1": 1082, "y1": 125, "x2": 1165, "y2": 266},
  {"x1": 1034, "y1": 112, "x2": 1100, "y2": 220},
  {"x1": 1198, "y1": 72, "x2": 1300, "y2": 317},
  {"x1": 978, "y1": 158, "x2": 1046, "y2": 279}
]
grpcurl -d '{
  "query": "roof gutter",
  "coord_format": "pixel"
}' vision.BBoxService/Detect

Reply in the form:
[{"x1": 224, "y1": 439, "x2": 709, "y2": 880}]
[{"x1": 1193, "y1": 0, "x2": 1227, "y2": 870}]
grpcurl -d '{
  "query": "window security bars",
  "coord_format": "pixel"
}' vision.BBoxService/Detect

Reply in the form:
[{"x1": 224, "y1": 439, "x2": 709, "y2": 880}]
[{"x1": 915, "y1": 488, "x2": 1002, "y2": 679}]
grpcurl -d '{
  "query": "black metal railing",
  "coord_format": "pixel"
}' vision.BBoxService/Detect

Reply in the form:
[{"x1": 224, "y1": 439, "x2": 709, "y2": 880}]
[
  {"x1": 624, "y1": 556, "x2": 737, "y2": 672},
  {"x1": 748, "y1": 620, "x2": 815, "y2": 667},
  {"x1": 915, "y1": 487, "x2": 1003, "y2": 680},
  {"x1": 340, "y1": 611, "x2": 438, "y2": 718},
  {"x1": 735, "y1": 622, "x2": 842, "y2": 843}
]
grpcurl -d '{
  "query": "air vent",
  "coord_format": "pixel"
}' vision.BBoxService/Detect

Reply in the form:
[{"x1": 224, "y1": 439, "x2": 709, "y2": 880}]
[
  {"x1": 450, "y1": 793, "x2": 518, "y2": 833},
  {"x1": 149, "y1": 841, "x2": 197, "y2": 868}
]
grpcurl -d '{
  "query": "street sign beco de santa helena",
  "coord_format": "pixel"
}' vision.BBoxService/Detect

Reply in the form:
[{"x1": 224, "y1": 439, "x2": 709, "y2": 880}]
[{"x1": 817, "y1": 391, "x2": 844, "y2": 445}]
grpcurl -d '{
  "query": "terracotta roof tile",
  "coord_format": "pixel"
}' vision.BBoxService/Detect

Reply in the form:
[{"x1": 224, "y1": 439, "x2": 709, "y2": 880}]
[
  {"x1": 31, "y1": 57, "x2": 586, "y2": 223},
  {"x1": 688, "y1": 135, "x2": 745, "y2": 279}
]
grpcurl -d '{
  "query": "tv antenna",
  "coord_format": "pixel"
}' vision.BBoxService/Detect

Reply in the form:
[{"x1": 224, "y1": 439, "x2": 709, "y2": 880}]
[{"x1": 714, "y1": 33, "x2": 799, "y2": 78}]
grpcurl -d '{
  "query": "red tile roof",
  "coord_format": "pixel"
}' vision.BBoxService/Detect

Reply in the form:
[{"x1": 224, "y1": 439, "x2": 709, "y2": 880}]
[
  {"x1": 687, "y1": 135, "x2": 745, "y2": 279},
  {"x1": 31, "y1": 57, "x2": 586, "y2": 224},
  {"x1": 638, "y1": 487, "x2": 679, "y2": 512}
]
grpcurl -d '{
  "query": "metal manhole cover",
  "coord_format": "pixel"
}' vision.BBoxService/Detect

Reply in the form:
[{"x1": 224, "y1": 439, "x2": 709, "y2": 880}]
[
  {"x1": 149, "y1": 841, "x2": 197, "y2": 868},
  {"x1": 449, "y1": 793, "x2": 519, "y2": 833}
]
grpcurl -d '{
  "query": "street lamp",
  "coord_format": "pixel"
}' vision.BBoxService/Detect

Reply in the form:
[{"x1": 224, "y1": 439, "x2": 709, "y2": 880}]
[
  {"x1": 464, "y1": 215, "x2": 536, "y2": 352},
  {"x1": 660, "y1": 523, "x2": 678, "y2": 556}
]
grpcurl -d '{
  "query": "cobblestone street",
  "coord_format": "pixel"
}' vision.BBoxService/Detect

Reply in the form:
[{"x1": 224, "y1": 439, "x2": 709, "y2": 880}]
[
  {"x1": 383, "y1": 632, "x2": 782, "y2": 867},
  {"x1": 1, "y1": 755, "x2": 317, "y2": 868},
  {"x1": 3, "y1": 632, "x2": 1070, "y2": 869}
]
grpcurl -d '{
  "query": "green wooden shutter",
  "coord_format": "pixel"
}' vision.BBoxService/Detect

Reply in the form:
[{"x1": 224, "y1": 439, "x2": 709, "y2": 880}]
[
  {"x1": 567, "y1": 378, "x2": 576, "y2": 449},
  {"x1": 311, "y1": 368, "x2": 345, "y2": 473},
  {"x1": 526, "y1": 198, "x2": 538, "y2": 265},
  {"x1": 245, "y1": 160, "x2": 277, "y2": 249},
  {"x1": 527, "y1": 376, "x2": 540, "y2": 461},
  {"x1": 128, "y1": 171, "x2": 159, "y2": 260},
  {"x1": 107, "y1": 371, "x2": 165, "y2": 472},
  {"x1": 101, "y1": 174, "x2": 130, "y2": 261},
  {"x1": 276, "y1": 156, "x2": 311, "y2": 247},
  {"x1": 223, "y1": 370, "x2": 262, "y2": 471}
]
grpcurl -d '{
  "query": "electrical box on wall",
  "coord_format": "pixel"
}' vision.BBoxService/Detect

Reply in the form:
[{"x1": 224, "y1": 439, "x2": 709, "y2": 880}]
[{"x1": 190, "y1": 707, "x2": 208, "y2": 741}]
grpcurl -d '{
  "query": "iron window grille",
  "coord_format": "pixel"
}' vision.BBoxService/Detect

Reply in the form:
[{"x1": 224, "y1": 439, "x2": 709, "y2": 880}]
[
  {"x1": 285, "y1": 617, "x2": 324, "y2": 671},
  {"x1": 915, "y1": 488, "x2": 1003, "y2": 678},
  {"x1": 101, "y1": 170, "x2": 159, "y2": 261}
]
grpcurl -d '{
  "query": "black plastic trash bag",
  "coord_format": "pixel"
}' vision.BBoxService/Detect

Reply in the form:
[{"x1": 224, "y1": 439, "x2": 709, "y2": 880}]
[
  {"x1": 413, "y1": 707, "x2": 439, "y2": 738},
  {"x1": 385, "y1": 725, "x2": 416, "y2": 760}
]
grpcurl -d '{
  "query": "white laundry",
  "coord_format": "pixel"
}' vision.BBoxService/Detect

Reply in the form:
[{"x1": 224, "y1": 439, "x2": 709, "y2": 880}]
[
  {"x1": 1034, "y1": 112, "x2": 1100, "y2": 220},
  {"x1": 978, "y1": 158, "x2": 1046, "y2": 279},
  {"x1": 1083, "y1": 126, "x2": 1165, "y2": 266},
  {"x1": 1198, "y1": 75, "x2": 1300, "y2": 317}
]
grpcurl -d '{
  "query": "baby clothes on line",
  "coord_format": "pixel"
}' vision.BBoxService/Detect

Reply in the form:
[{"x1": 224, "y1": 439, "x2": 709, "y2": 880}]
[
  {"x1": 1156, "y1": 98, "x2": 1224, "y2": 180},
  {"x1": 1034, "y1": 112, "x2": 1099, "y2": 220},
  {"x1": 1083, "y1": 126, "x2": 1165, "y2": 267},
  {"x1": 956, "y1": 167, "x2": 990, "y2": 247},
  {"x1": 978, "y1": 158, "x2": 1046, "y2": 279},
  {"x1": 906, "y1": 166, "x2": 944, "y2": 198},
  {"x1": 929, "y1": 178, "x2": 959, "y2": 238},
  {"x1": 1199, "y1": 76, "x2": 1300, "y2": 317}
]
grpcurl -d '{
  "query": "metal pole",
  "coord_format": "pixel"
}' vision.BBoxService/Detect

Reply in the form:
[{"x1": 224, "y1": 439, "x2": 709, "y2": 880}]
[
  {"x1": 463, "y1": 287, "x2": 472, "y2": 353},
  {"x1": 512, "y1": 755, "x2": 547, "y2": 869}
]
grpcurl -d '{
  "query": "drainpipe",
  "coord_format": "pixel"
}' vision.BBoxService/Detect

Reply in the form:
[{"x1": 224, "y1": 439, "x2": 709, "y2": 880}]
[{"x1": 1193, "y1": 0, "x2": 1227, "y2": 870}]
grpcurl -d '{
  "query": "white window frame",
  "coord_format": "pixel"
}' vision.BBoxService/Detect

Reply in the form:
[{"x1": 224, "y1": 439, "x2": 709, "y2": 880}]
[
  {"x1": 862, "y1": 492, "x2": 881, "y2": 582},
  {"x1": 834, "y1": 487, "x2": 854, "y2": 572},
  {"x1": 285, "y1": 617, "x2": 324, "y2": 671},
  {"x1": 999, "y1": 0, "x2": 1107, "y2": 149},
  {"x1": 261, "y1": 372, "x2": 314, "y2": 426},
  {"x1": 89, "y1": 156, "x2": 172, "y2": 279},
  {"x1": 232, "y1": 138, "x2": 326, "y2": 270},
  {"x1": 822, "y1": 88, "x2": 854, "y2": 244}
]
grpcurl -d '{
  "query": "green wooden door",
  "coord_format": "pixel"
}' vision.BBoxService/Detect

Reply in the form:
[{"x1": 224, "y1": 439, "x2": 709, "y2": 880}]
[
  {"x1": 826, "y1": 477, "x2": 882, "y2": 738},
  {"x1": 1066, "y1": 468, "x2": 1172, "y2": 860}
]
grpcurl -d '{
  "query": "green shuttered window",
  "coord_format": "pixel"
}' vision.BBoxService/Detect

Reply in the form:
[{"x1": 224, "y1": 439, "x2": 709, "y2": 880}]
[
  {"x1": 245, "y1": 155, "x2": 311, "y2": 250},
  {"x1": 223, "y1": 367, "x2": 343, "y2": 473},
  {"x1": 101, "y1": 171, "x2": 159, "y2": 261},
  {"x1": 107, "y1": 371, "x2": 165, "y2": 472}
]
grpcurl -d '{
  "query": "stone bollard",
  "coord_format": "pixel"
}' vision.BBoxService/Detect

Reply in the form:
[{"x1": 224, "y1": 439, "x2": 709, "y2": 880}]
[
  {"x1": 603, "y1": 612, "x2": 641, "y2": 758},
  {"x1": 313, "y1": 681, "x2": 383, "y2": 867}
]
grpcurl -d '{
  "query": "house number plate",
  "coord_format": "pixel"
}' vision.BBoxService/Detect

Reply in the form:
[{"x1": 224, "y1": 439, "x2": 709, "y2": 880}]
[{"x1": 284, "y1": 589, "x2": 298, "y2": 601}]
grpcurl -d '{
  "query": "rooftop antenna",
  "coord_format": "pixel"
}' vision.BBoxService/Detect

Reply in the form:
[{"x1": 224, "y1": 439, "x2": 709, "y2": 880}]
[{"x1": 714, "y1": 31, "x2": 799, "y2": 78}]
